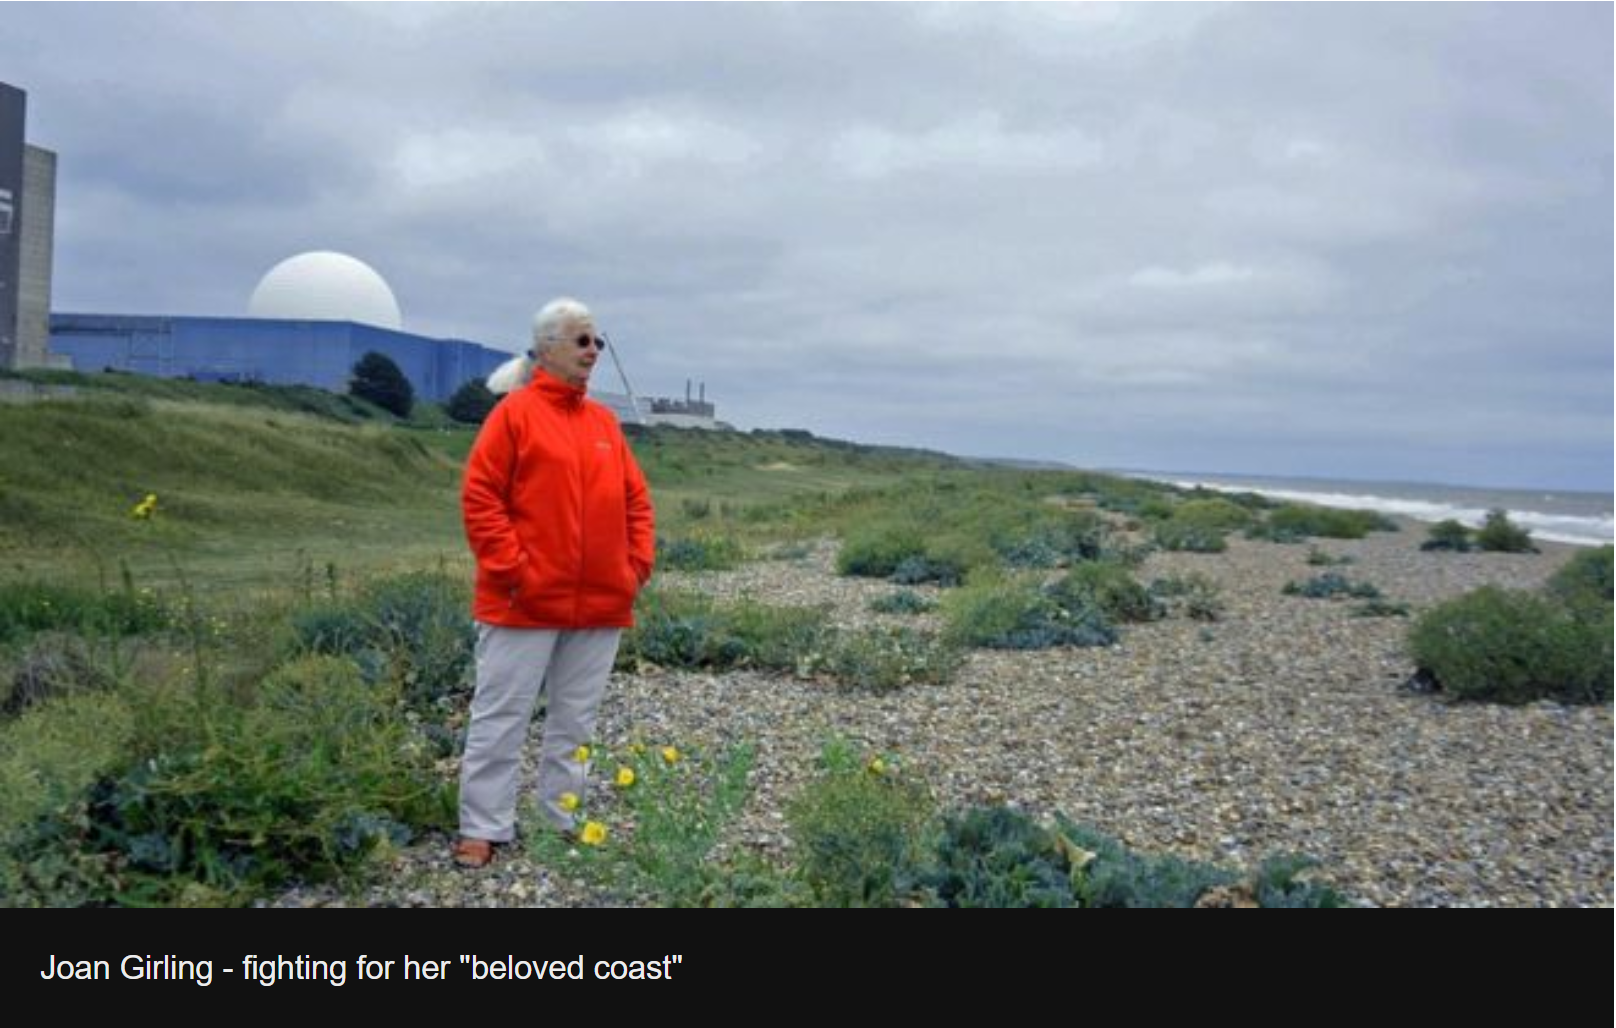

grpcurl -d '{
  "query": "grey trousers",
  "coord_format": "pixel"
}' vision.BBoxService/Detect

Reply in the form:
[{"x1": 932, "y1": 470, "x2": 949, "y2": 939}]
[{"x1": 458, "y1": 624, "x2": 623, "y2": 840}]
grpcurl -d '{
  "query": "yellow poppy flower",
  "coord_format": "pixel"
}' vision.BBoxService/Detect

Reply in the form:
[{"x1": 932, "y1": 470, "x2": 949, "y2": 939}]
[
  {"x1": 579, "y1": 821, "x2": 608, "y2": 846},
  {"x1": 867, "y1": 758, "x2": 887, "y2": 776},
  {"x1": 558, "y1": 792, "x2": 581, "y2": 812},
  {"x1": 661, "y1": 746, "x2": 681, "y2": 765},
  {"x1": 614, "y1": 767, "x2": 636, "y2": 788},
  {"x1": 573, "y1": 745, "x2": 591, "y2": 764}
]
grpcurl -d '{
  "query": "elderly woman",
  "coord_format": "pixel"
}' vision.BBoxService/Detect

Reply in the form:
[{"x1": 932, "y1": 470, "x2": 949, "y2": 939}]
[{"x1": 453, "y1": 297, "x2": 656, "y2": 868}]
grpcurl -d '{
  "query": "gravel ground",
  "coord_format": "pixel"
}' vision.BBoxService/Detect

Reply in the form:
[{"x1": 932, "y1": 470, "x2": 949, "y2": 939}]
[{"x1": 268, "y1": 520, "x2": 1613, "y2": 908}]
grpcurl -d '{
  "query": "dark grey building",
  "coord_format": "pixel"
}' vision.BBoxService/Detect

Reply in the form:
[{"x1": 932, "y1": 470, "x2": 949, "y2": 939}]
[{"x1": 0, "y1": 81, "x2": 57, "y2": 370}]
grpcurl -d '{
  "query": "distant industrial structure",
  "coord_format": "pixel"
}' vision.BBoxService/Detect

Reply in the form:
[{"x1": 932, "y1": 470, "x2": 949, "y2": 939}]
[
  {"x1": 0, "y1": 82, "x2": 61, "y2": 371},
  {"x1": 3, "y1": 79, "x2": 719, "y2": 425}
]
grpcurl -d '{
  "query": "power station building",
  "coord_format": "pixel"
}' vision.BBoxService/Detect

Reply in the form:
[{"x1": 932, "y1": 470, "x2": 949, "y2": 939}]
[
  {"x1": 5, "y1": 79, "x2": 715, "y2": 426},
  {"x1": 48, "y1": 313, "x2": 515, "y2": 404},
  {"x1": 0, "y1": 81, "x2": 59, "y2": 370}
]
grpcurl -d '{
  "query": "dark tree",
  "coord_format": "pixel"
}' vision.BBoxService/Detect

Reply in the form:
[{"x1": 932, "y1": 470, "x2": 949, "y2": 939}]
[
  {"x1": 446, "y1": 377, "x2": 498, "y2": 424},
  {"x1": 349, "y1": 351, "x2": 414, "y2": 418}
]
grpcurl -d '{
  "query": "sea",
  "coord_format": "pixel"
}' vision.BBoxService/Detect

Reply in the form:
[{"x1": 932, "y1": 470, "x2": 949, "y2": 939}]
[{"x1": 1119, "y1": 470, "x2": 1614, "y2": 548}]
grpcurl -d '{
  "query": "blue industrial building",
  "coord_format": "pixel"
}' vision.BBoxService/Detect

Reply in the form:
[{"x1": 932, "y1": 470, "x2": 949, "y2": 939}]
[{"x1": 49, "y1": 313, "x2": 515, "y2": 403}]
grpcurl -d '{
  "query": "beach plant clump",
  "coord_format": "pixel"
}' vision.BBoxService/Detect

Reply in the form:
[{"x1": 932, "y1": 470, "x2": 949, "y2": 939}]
[
  {"x1": 941, "y1": 573, "x2": 1117, "y2": 650},
  {"x1": 1148, "y1": 573, "x2": 1226, "y2": 622},
  {"x1": 1473, "y1": 509, "x2": 1538, "y2": 554},
  {"x1": 656, "y1": 533, "x2": 747, "y2": 572},
  {"x1": 3, "y1": 656, "x2": 453, "y2": 906},
  {"x1": 1420, "y1": 519, "x2": 1475, "y2": 552},
  {"x1": 1283, "y1": 573, "x2": 1382, "y2": 600},
  {"x1": 868, "y1": 589, "x2": 938, "y2": 615},
  {"x1": 1252, "y1": 504, "x2": 1398, "y2": 542},
  {"x1": 1047, "y1": 562, "x2": 1164, "y2": 623},
  {"x1": 1544, "y1": 545, "x2": 1613, "y2": 614},
  {"x1": 1408, "y1": 586, "x2": 1610, "y2": 705}
]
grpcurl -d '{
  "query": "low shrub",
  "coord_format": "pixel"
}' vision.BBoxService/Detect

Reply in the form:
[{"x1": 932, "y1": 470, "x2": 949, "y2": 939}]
[
  {"x1": 1420, "y1": 519, "x2": 1474, "y2": 553},
  {"x1": 620, "y1": 590, "x2": 829, "y2": 674},
  {"x1": 787, "y1": 741, "x2": 935, "y2": 908},
  {"x1": 942, "y1": 576, "x2": 1116, "y2": 650},
  {"x1": 1283, "y1": 573, "x2": 1381, "y2": 600},
  {"x1": 1261, "y1": 504, "x2": 1397, "y2": 541},
  {"x1": 1474, "y1": 509, "x2": 1537, "y2": 554},
  {"x1": 1148, "y1": 574, "x2": 1225, "y2": 622},
  {"x1": 10, "y1": 656, "x2": 453, "y2": 906},
  {"x1": 1153, "y1": 519, "x2": 1228, "y2": 553},
  {"x1": 909, "y1": 805, "x2": 1077, "y2": 908},
  {"x1": 1408, "y1": 586, "x2": 1611, "y2": 704},
  {"x1": 1545, "y1": 545, "x2": 1613, "y2": 615},
  {"x1": 807, "y1": 626, "x2": 963, "y2": 692},
  {"x1": 869, "y1": 590, "x2": 937, "y2": 615},
  {"x1": 0, "y1": 581, "x2": 170, "y2": 645},
  {"x1": 1048, "y1": 563, "x2": 1163, "y2": 623},
  {"x1": 657, "y1": 534, "x2": 746, "y2": 571}
]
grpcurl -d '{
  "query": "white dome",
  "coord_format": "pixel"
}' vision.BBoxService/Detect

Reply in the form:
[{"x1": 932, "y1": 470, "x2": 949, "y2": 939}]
[{"x1": 248, "y1": 251, "x2": 403, "y2": 330}]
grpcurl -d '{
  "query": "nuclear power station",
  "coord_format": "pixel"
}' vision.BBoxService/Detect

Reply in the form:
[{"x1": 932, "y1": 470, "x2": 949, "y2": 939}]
[{"x1": 2, "y1": 80, "x2": 718, "y2": 427}]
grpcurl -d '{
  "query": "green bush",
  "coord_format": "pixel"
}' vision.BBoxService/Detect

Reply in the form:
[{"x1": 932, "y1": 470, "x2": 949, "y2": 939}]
[
  {"x1": 1408, "y1": 586, "x2": 1611, "y2": 704},
  {"x1": 1, "y1": 632, "x2": 120, "y2": 717},
  {"x1": 1545, "y1": 545, "x2": 1613, "y2": 614},
  {"x1": 0, "y1": 581, "x2": 170, "y2": 644},
  {"x1": 942, "y1": 576, "x2": 1116, "y2": 650},
  {"x1": 612, "y1": 742, "x2": 756, "y2": 908},
  {"x1": 787, "y1": 742, "x2": 934, "y2": 908},
  {"x1": 1474, "y1": 509, "x2": 1537, "y2": 554},
  {"x1": 910, "y1": 806, "x2": 1077, "y2": 908},
  {"x1": 868, "y1": 590, "x2": 937, "y2": 615},
  {"x1": 444, "y1": 378, "x2": 497, "y2": 425},
  {"x1": 1283, "y1": 573, "x2": 1382, "y2": 600},
  {"x1": 992, "y1": 511, "x2": 1108, "y2": 569},
  {"x1": 891, "y1": 554, "x2": 968, "y2": 588},
  {"x1": 348, "y1": 351, "x2": 414, "y2": 419},
  {"x1": 1261, "y1": 504, "x2": 1395, "y2": 541},
  {"x1": 1149, "y1": 573, "x2": 1225, "y2": 622},
  {"x1": 1420, "y1": 520, "x2": 1474, "y2": 553},
  {"x1": 836, "y1": 527, "x2": 927, "y2": 579},
  {"x1": 12, "y1": 656, "x2": 452, "y2": 906},
  {"x1": 1306, "y1": 547, "x2": 1354, "y2": 566},
  {"x1": 808, "y1": 626, "x2": 963, "y2": 692},
  {"x1": 1153, "y1": 519, "x2": 1228, "y2": 553},
  {"x1": 289, "y1": 571, "x2": 474, "y2": 712},
  {"x1": 1057, "y1": 819, "x2": 1240, "y2": 908},
  {"x1": 1048, "y1": 563, "x2": 1163, "y2": 624},
  {"x1": 620, "y1": 590, "x2": 829, "y2": 674},
  {"x1": 1351, "y1": 600, "x2": 1411, "y2": 618},
  {"x1": 1172, "y1": 498, "x2": 1257, "y2": 532},
  {"x1": 657, "y1": 534, "x2": 746, "y2": 572}
]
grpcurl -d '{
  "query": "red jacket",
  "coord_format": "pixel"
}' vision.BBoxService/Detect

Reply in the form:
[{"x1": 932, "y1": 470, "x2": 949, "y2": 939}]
[{"x1": 462, "y1": 370, "x2": 655, "y2": 628}]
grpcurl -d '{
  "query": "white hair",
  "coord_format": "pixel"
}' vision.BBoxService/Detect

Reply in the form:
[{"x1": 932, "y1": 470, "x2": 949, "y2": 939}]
[
  {"x1": 485, "y1": 297, "x2": 596, "y2": 395},
  {"x1": 532, "y1": 297, "x2": 594, "y2": 348},
  {"x1": 485, "y1": 353, "x2": 533, "y2": 396}
]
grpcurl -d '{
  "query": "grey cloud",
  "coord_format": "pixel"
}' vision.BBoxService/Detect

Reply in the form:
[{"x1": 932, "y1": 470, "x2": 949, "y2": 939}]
[{"x1": 1, "y1": 1, "x2": 1608, "y2": 489}]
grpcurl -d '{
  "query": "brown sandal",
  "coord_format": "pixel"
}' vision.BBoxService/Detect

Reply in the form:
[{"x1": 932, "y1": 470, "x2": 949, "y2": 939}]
[{"x1": 452, "y1": 837, "x2": 495, "y2": 869}]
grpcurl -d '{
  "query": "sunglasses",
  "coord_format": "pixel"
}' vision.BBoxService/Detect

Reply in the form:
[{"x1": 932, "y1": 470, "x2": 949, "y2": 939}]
[{"x1": 574, "y1": 333, "x2": 608, "y2": 351}]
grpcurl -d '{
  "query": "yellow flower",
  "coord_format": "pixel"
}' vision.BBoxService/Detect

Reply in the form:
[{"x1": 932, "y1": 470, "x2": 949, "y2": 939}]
[
  {"x1": 130, "y1": 493, "x2": 158, "y2": 520},
  {"x1": 579, "y1": 821, "x2": 608, "y2": 846},
  {"x1": 867, "y1": 757, "x2": 887, "y2": 776},
  {"x1": 614, "y1": 766, "x2": 636, "y2": 788},
  {"x1": 558, "y1": 792, "x2": 581, "y2": 812},
  {"x1": 661, "y1": 746, "x2": 681, "y2": 765},
  {"x1": 573, "y1": 744, "x2": 591, "y2": 764},
  {"x1": 628, "y1": 742, "x2": 647, "y2": 755}
]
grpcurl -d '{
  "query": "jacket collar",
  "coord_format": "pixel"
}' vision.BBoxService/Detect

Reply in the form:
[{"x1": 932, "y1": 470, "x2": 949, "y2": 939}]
[{"x1": 529, "y1": 367, "x2": 587, "y2": 407}]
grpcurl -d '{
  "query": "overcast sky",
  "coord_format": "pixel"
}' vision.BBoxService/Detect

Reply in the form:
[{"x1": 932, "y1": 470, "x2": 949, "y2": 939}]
[{"x1": 4, "y1": 2, "x2": 1610, "y2": 490}]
